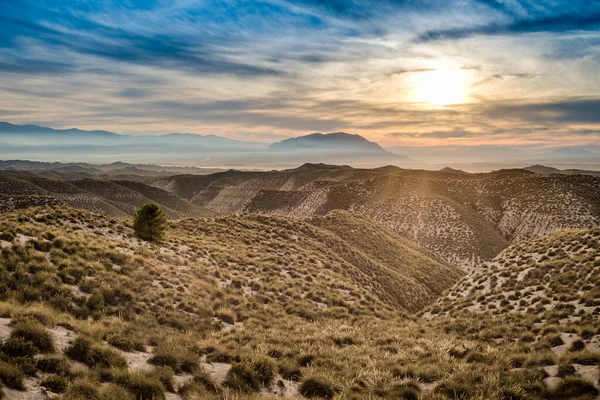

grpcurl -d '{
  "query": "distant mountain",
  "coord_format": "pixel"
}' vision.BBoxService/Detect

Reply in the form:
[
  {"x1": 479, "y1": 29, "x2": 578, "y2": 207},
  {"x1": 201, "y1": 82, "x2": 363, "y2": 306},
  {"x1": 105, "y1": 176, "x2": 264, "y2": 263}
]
[
  {"x1": 525, "y1": 164, "x2": 600, "y2": 177},
  {"x1": 0, "y1": 121, "x2": 266, "y2": 150},
  {"x1": 271, "y1": 132, "x2": 387, "y2": 152},
  {"x1": 0, "y1": 159, "x2": 226, "y2": 181},
  {"x1": 268, "y1": 132, "x2": 407, "y2": 166},
  {"x1": 0, "y1": 122, "x2": 408, "y2": 167}
]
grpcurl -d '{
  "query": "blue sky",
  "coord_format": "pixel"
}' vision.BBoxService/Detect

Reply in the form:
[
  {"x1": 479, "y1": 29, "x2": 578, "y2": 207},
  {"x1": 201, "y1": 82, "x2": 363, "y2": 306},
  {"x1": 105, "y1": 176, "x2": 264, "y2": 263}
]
[{"x1": 0, "y1": 0, "x2": 599, "y2": 146}]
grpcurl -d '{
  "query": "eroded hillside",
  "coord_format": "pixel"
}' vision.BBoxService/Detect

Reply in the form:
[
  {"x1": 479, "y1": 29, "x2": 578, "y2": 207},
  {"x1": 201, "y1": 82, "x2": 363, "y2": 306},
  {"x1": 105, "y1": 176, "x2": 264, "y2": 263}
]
[
  {"x1": 150, "y1": 165, "x2": 600, "y2": 270},
  {"x1": 0, "y1": 206, "x2": 598, "y2": 399},
  {"x1": 0, "y1": 174, "x2": 213, "y2": 219}
]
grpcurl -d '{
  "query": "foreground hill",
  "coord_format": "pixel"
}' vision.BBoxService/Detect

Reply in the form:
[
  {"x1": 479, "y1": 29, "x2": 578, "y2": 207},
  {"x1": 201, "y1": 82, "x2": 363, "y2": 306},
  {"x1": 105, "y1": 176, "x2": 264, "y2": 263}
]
[
  {"x1": 427, "y1": 227, "x2": 600, "y2": 321},
  {"x1": 0, "y1": 174, "x2": 213, "y2": 218},
  {"x1": 0, "y1": 206, "x2": 598, "y2": 399},
  {"x1": 150, "y1": 164, "x2": 600, "y2": 270}
]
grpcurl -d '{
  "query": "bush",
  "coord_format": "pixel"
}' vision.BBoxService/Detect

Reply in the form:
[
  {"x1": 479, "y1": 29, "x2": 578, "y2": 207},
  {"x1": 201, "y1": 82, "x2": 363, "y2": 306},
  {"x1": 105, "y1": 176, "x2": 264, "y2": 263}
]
[
  {"x1": 0, "y1": 361, "x2": 24, "y2": 390},
  {"x1": 299, "y1": 376, "x2": 337, "y2": 399},
  {"x1": 41, "y1": 374, "x2": 69, "y2": 393},
  {"x1": 10, "y1": 319, "x2": 54, "y2": 353},
  {"x1": 133, "y1": 204, "x2": 168, "y2": 242},
  {"x1": 552, "y1": 377, "x2": 598, "y2": 399}
]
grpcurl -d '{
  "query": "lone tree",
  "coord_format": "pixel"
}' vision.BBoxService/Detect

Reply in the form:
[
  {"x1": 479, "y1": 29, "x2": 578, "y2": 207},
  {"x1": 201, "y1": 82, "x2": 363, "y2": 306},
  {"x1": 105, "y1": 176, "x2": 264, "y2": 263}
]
[{"x1": 133, "y1": 203, "x2": 167, "y2": 241}]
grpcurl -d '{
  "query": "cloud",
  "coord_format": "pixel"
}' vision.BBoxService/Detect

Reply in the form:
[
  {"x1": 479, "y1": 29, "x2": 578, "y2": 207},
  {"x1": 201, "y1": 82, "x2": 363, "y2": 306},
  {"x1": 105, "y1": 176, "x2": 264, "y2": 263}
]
[
  {"x1": 485, "y1": 98, "x2": 600, "y2": 124},
  {"x1": 417, "y1": 12, "x2": 600, "y2": 42}
]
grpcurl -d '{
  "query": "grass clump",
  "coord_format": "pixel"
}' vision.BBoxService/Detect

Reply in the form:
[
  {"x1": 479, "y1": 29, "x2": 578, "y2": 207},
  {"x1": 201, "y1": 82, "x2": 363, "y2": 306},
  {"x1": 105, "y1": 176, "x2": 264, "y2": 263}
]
[
  {"x1": 298, "y1": 376, "x2": 338, "y2": 399},
  {"x1": 37, "y1": 356, "x2": 71, "y2": 375},
  {"x1": 224, "y1": 358, "x2": 276, "y2": 392},
  {"x1": 65, "y1": 336, "x2": 127, "y2": 369},
  {"x1": 0, "y1": 361, "x2": 24, "y2": 390},
  {"x1": 10, "y1": 319, "x2": 54, "y2": 353},
  {"x1": 41, "y1": 374, "x2": 70, "y2": 393},
  {"x1": 148, "y1": 342, "x2": 199, "y2": 373},
  {"x1": 551, "y1": 376, "x2": 598, "y2": 399}
]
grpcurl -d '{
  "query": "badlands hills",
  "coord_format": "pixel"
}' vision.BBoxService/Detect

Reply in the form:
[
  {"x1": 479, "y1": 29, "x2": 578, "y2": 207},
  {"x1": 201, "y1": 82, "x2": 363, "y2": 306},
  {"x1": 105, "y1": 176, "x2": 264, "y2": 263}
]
[
  {"x1": 150, "y1": 163, "x2": 600, "y2": 270},
  {"x1": 0, "y1": 174, "x2": 213, "y2": 219},
  {"x1": 0, "y1": 162, "x2": 599, "y2": 399}
]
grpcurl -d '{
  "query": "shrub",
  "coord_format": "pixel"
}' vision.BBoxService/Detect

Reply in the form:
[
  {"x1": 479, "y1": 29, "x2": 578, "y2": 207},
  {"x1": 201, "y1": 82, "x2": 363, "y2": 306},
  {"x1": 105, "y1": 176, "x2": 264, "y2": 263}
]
[
  {"x1": 10, "y1": 319, "x2": 54, "y2": 353},
  {"x1": 41, "y1": 374, "x2": 69, "y2": 393},
  {"x1": 0, "y1": 361, "x2": 24, "y2": 390},
  {"x1": 551, "y1": 377, "x2": 598, "y2": 399},
  {"x1": 299, "y1": 376, "x2": 337, "y2": 399},
  {"x1": 133, "y1": 204, "x2": 168, "y2": 242}
]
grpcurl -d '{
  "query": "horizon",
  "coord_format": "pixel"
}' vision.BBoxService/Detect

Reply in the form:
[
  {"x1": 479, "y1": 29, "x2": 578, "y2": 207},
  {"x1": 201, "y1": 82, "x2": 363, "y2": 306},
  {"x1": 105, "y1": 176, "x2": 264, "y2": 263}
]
[{"x1": 1, "y1": 1, "x2": 599, "y2": 148}]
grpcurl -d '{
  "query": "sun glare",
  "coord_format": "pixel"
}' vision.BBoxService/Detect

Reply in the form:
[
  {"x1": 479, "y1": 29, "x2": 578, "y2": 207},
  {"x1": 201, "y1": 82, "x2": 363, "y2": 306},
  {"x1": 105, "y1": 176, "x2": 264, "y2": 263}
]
[{"x1": 414, "y1": 69, "x2": 469, "y2": 106}]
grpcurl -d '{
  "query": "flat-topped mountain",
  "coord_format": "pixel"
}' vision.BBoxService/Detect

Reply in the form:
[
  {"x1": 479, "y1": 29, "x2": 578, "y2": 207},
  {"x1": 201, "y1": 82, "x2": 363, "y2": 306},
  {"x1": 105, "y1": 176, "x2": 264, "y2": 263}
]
[{"x1": 271, "y1": 132, "x2": 387, "y2": 152}]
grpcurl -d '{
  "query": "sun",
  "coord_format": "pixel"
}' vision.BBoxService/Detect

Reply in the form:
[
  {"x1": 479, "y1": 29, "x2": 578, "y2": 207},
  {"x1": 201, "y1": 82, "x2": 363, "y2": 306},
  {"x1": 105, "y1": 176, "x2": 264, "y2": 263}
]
[{"x1": 414, "y1": 69, "x2": 469, "y2": 106}]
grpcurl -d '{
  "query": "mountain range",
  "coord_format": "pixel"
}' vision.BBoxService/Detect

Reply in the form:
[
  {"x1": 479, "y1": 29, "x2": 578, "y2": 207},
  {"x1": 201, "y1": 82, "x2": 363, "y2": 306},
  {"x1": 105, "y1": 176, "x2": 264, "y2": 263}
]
[
  {"x1": 0, "y1": 122, "x2": 403, "y2": 167},
  {"x1": 3, "y1": 122, "x2": 600, "y2": 170}
]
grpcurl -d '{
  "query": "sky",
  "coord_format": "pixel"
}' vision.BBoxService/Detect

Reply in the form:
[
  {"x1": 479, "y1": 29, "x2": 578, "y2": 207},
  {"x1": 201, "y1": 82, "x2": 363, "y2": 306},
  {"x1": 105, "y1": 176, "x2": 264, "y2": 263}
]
[{"x1": 0, "y1": 0, "x2": 599, "y2": 147}]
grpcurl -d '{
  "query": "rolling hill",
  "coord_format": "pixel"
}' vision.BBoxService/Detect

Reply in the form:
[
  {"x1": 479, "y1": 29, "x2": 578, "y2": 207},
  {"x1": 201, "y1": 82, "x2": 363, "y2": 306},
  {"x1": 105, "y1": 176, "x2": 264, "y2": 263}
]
[
  {"x1": 0, "y1": 205, "x2": 598, "y2": 399},
  {"x1": 0, "y1": 174, "x2": 213, "y2": 219},
  {"x1": 150, "y1": 164, "x2": 600, "y2": 270}
]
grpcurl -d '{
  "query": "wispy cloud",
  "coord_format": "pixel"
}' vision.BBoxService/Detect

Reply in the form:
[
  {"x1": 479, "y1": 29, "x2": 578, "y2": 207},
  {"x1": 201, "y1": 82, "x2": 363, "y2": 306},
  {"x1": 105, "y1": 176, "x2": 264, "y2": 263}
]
[{"x1": 0, "y1": 0, "x2": 598, "y2": 147}]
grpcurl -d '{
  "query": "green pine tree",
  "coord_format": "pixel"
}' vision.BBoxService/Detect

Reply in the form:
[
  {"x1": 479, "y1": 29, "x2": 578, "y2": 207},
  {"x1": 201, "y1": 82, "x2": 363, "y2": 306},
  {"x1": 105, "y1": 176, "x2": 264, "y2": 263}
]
[{"x1": 133, "y1": 203, "x2": 167, "y2": 241}]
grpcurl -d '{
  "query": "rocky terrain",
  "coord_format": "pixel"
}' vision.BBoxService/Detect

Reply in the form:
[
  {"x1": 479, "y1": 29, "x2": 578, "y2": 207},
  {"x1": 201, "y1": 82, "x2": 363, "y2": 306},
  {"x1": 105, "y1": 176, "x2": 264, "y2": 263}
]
[{"x1": 150, "y1": 164, "x2": 600, "y2": 270}]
